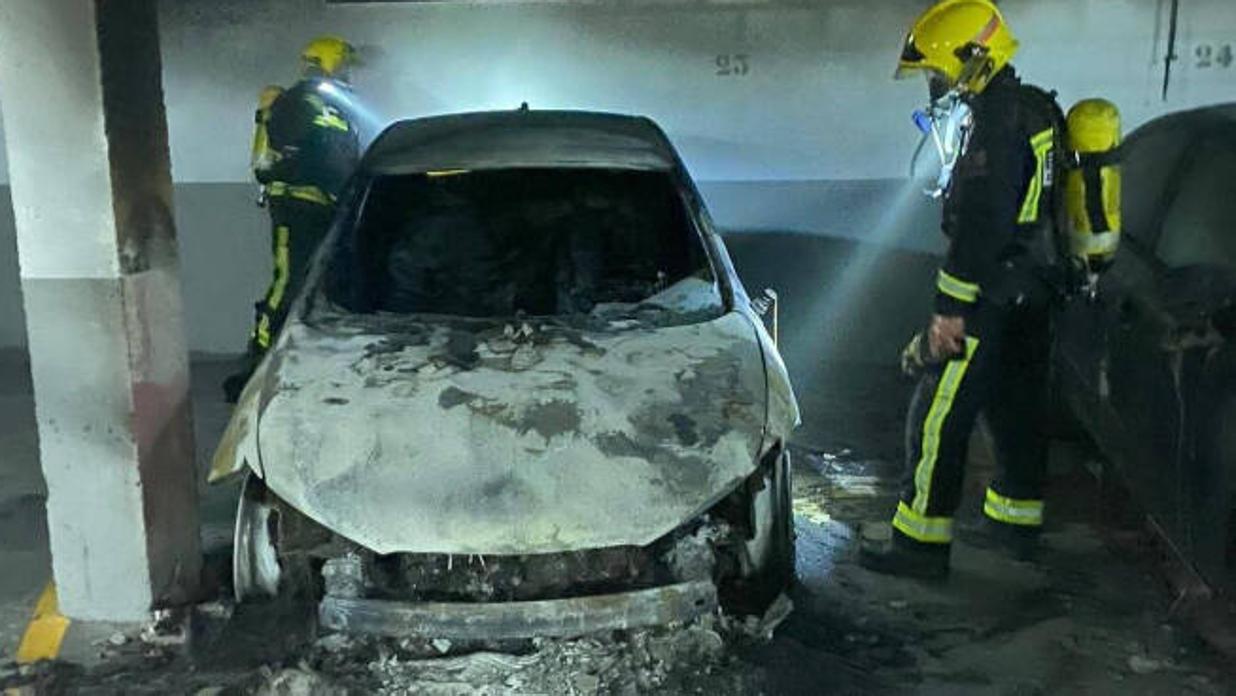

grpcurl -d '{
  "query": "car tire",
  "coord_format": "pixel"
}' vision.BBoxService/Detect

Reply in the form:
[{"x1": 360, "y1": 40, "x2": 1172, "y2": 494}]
[
  {"x1": 233, "y1": 473, "x2": 282, "y2": 602},
  {"x1": 767, "y1": 448, "x2": 796, "y2": 591},
  {"x1": 233, "y1": 473, "x2": 321, "y2": 602}
]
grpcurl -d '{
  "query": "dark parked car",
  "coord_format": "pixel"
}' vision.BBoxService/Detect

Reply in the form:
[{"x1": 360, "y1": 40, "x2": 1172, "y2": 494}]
[
  {"x1": 210, "y1": 110, "x2": 800, "y2": 638},
  {"x1": 1055, "y1": 104, "x2": 1236, "y2": 593}
]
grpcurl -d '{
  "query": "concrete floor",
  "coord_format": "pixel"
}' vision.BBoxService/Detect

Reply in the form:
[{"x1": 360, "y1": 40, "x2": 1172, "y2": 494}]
[
  {"x1": 0, "y1": 350, "x2": 1233, "y2": 693},
  {"x1": 0, "y1": 352, "x2": 240, "y2": 663},
  {"x1": 0, "y1": 350, "x2": 46, "y2": 661}
]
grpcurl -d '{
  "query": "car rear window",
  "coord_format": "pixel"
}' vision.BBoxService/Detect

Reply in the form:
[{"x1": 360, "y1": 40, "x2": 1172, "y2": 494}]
[{"x1": 325, "y1": 168, "x2": 720, "y2": 320}]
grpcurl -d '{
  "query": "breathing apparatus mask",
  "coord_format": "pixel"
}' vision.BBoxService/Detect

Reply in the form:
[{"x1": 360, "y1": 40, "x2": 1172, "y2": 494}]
[{"x1": 910, "y1": 75, "x2": 974, "y2": 199}]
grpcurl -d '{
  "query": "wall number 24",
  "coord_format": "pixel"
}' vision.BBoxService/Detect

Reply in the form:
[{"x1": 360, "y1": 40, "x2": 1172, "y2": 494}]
[{"x1": 1196, "y1": 44, "x2": 1234, "y2": 69}]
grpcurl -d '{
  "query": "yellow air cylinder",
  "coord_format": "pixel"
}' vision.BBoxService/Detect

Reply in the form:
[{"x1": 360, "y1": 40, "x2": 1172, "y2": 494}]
[
  {"x1": 250, "y1": 85, "x2": 284, "y2": 174},
  {"x1": 1065, "y1": 98, "x2": 1122, "y2": 270}
]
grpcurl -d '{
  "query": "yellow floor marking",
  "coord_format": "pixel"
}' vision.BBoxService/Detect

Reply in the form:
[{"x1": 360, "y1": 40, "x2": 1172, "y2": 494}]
[{"x1": 15, "y1": 581, "x2": 69, "y2": 664}]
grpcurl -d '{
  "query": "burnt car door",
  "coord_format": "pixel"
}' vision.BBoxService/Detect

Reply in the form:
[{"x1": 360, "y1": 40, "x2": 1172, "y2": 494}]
[
  {"x1": 1057, "y1": 125, "x2": 1236, "y2": 590},
  {"x1": 1142, "y1": 136, "x2": 1236, "y2": 589},
  {"x1": 1054, "y1": 123, "x2": 1192, "y2": 487}
]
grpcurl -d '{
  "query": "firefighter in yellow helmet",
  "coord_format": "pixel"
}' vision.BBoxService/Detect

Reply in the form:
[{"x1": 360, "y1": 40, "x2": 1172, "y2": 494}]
[
  {"x1": 225, "y1": 36, "x2": 362, "y2": 402},
  {"x1": 861, "y1": 0, "x2": 1069, "y2": 577}
]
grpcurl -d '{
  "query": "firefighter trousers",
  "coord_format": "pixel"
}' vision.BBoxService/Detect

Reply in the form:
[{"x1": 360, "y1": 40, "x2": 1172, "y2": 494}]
[
  {"x1": 248, "y1": 196, "x2": 335, "y2": 355},
  {"x1": 892, "y1": 300, "x2": 1052, "y2": 547}
]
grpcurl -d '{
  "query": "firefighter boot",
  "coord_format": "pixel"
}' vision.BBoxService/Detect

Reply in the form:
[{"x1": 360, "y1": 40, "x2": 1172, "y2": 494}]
[
  {"x1": 859, "y1": 530, "x2": 950, "y2": 580},
  {"x1": 959, "y1": 517, "x2": 1040, "y2": 562}
]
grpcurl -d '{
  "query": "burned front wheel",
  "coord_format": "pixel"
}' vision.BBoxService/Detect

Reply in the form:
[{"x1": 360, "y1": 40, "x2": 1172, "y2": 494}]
[
  {"x1": 718, "y1": 447, "x2": 795, "y2": 614},
  {"x1": 232, "y1": 473, "x2": 323, "y2": 602},
  {"x1": 233, "y1": 473, "x2": 281, "y2": 602}
]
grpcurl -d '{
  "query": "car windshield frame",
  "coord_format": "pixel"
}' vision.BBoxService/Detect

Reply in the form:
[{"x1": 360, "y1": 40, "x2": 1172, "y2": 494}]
[{"x1": 303, "y1": 164, "x2": 733, "y2": 329}]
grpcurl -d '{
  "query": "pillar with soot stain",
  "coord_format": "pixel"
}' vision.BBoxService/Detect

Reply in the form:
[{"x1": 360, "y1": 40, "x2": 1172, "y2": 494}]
[{"x1": 0, "y1": 0, "x2": 201, "y2": 620}]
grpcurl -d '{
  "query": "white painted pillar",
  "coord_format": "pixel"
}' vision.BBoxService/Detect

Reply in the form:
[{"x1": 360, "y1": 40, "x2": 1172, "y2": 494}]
[{"x1": 0, "y1": 0, "x2": 200, "y2": 621}]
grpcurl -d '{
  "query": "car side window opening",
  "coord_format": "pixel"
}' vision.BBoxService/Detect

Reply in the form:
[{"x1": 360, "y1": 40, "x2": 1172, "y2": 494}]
[
  {"x1": 326, "y1": 168, "x2": 719, "y2": 319},
  {"x1": 1155, "y1": 138, "x2": 1236, "y2": 271}
]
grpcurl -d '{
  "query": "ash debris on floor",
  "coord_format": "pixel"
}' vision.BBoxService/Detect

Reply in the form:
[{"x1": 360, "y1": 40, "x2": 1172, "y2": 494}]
[
  {"x1": 1, "y1": 615, "x2": 769, "y2": 695},
  {"x1": 2, "y1": 362, "x2": 1234, "y2": 694},
  {"x1": 299, "y1": 619, "x2": 753, "y2": 695}
]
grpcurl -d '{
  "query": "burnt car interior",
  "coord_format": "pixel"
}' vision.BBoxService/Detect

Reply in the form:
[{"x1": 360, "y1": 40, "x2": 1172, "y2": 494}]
[{"x1": 327, "y1": 168, "x2": 714, "y2": 318}]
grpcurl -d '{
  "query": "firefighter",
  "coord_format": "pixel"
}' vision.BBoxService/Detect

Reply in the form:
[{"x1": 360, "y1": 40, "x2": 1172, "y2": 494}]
[
  {"x1": 860, "y1": 0, "x2": 1068, "y2": 578},
  {"x1": 224, "y1": 36, "x2": 362, "y2": 402}
]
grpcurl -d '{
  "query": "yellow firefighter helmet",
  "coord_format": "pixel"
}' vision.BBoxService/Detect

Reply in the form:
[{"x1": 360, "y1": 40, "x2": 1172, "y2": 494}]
[
  {"x1": 895, "y1": 0, "x2": 1019, "y2": 96},
  {"x1": 301, "y1": 35, "x2": 356, "y2": 78}
]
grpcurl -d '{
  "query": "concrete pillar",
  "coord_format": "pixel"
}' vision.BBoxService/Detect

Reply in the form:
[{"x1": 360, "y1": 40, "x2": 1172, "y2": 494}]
[{"x1": 0, "y1": 0, "x2": 200, "y2": 620}]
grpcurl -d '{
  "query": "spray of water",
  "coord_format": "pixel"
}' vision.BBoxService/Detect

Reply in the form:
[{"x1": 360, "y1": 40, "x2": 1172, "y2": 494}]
[
  {"x1": 784, "y1": 178, "x2": 931, "y2": 388},
  {"x1": 317, "y1": 81, "x2": 389, "y2": 146}
]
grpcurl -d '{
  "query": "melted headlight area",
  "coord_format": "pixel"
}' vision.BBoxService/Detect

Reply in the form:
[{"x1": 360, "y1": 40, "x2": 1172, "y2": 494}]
[{"x1": 254, "y1": 476, "x2": 767, "y2": 606}]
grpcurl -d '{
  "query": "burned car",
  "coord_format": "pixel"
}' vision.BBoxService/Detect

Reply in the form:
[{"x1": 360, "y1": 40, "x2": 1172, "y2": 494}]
[
  {"x1": 210, "y1": 110, "x2": 800, "y2": 638},
  {"x1": 1055, "y1": 104, "x2": 1236, "y2": 594}
]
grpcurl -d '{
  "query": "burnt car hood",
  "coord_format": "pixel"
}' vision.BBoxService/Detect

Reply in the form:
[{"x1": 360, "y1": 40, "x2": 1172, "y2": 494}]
[{"x1": 252, "y1": 310, "x2": 769, "y2": 555}]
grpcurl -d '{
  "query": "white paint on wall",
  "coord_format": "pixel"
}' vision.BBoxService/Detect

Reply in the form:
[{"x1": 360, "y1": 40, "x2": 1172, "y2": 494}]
[
  {"x1": 56, "y1": 0, "x2": 1236, "y2": 187},
  {"x1": 0, "y1": 106, "x2": 8, "y2": 184},
  {"x1": 156, "y1": 0, "x2": 930, "y2": 183},
  {"x1": 0, "y1": 1, "x2": 121, "y2": 279}
]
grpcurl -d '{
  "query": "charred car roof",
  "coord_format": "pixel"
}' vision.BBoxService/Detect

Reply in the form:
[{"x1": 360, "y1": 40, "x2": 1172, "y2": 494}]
[{"x1": 360, "y1": 110, "x2": 680, "y2": 175}]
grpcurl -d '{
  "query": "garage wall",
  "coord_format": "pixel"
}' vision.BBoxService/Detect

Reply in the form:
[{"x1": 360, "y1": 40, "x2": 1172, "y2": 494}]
[
  {"x1": 1, "y1": 0, "x2": 1235, "y2": 355},
  {"x1": 153, "y1": 0, "x2": 1236, "y2": 185}
]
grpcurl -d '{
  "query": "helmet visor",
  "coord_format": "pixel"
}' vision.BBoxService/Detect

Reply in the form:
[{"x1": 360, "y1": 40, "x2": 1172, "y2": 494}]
[
  {"x1": 895, "y1": 66, "x2": 954, "y2": 100},
  {"x1": 894, "y1": 64, "x2": 921, "y2": 81},
  {"x1": 894, "y1": 34, "x2": 927, "y2": 80}
]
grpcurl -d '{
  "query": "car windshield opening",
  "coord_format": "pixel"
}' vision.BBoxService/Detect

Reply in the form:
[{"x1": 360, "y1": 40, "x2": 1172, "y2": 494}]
[{"x1": 324, "y1": 168, "x2": 719, "y2": 319}]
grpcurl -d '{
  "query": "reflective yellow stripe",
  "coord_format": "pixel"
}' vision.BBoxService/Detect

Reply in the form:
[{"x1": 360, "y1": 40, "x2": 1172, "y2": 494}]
[
  {"x1": 892, "y1": 501, "x2": 954, "y2": 544},
  {"x1": 983, "y1": 488, "x2": 1044, "y2": 527},
  {"x1": 267, "y1": 182, "x2": 334, "y2": 206},
  {"x1": 16, "y1": 581, "x2": 69, "y2": 664},
  {"x1": 313, "y1": 111, "x2": 350, "y2": 132},
  {"x1": 936, "y1": 269, "x2": 981, "y2": 304},
  {"x1": 912, "y1": 336, "x2": 980, "y2": 514},
  {"x1": 267, "y1": 226, "x2": 290, "y2": 311},
  {"x1": 1029, "y1": 129, "x2": 1055, "y2": 150},
  {"x1": 1078, "y1": 231, "x2": 1120, "y2": 256},
  {"x1": 255, "y1": 314, "x2": 272, "y2": 350},
  {"x1": 1018, "y1": 128, "x2": 1055, "y2": 224},
  {"x1": 426, "y1": 169, "x2": 470, "y2": 178}
]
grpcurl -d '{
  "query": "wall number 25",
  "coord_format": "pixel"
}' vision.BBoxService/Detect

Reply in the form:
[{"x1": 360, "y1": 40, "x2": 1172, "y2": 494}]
[
  {"x1": 1196, "y1": 44, "x2": 1234, "y2": 69},
  {"x1": 715, "y1": 54, "x2": 750, "y2": 77}
]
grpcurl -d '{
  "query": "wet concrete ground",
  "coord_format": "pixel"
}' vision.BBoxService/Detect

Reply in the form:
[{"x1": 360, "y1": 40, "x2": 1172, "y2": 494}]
[
  {"x1": 757, "y1": 362, "x2": 1231, "y2": 694},
  {"x1": 1, "y1": 354, "x2": 1233, "y2": 693},
  {"x1": 777, "y1": 450, "x2": 1229, "y2": 694}
]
